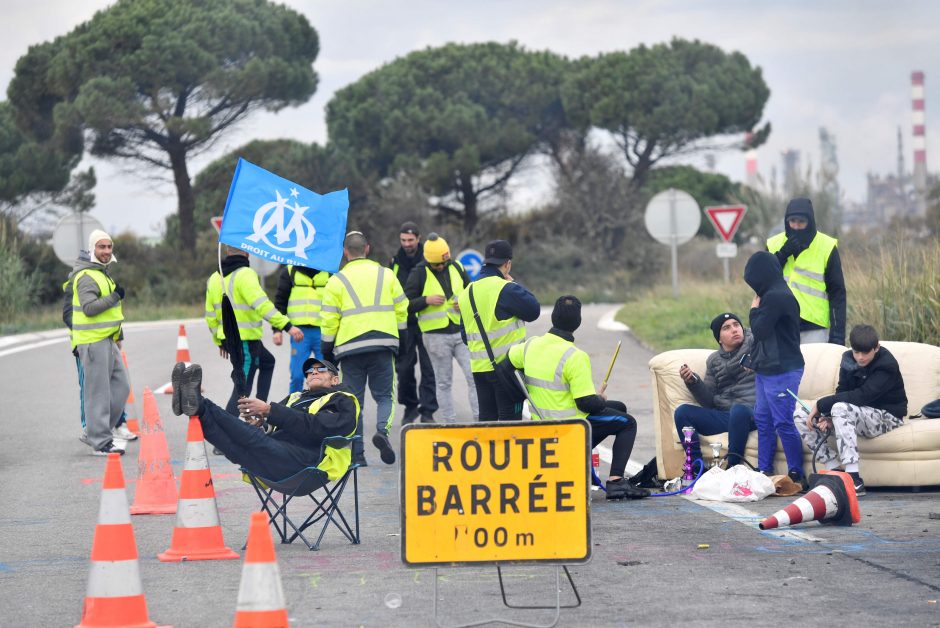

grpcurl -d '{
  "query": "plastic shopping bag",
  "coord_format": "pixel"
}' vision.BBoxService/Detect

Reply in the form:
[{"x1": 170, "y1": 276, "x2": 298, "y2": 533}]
[{"x1": 690, "y1": 465, "x2": 776, "y2": 502}]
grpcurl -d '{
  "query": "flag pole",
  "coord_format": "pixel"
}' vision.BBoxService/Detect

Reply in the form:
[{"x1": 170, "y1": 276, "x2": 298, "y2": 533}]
[{"x1": 603, "y1": 341, "x2": 622, "y2": 387}]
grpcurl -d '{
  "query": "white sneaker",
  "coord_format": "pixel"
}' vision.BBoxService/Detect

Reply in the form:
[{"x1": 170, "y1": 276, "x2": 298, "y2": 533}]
[
  {"x1": 92, "y1": 441, "x2": 126, "y2": 456},
  {"x1": 113, "y1": 425, "x2": 138, "y2": 441}
]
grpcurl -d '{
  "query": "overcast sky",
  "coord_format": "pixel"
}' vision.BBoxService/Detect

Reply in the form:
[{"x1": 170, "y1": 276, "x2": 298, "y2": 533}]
[{"x1": 3, "y1": 0, "x2": 938, "y2": 236}]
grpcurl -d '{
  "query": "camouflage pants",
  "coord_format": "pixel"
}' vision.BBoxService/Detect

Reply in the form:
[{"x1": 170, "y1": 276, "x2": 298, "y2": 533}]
[{"x1": 795, "y1": 402, "x2": 903, "y2": 468}]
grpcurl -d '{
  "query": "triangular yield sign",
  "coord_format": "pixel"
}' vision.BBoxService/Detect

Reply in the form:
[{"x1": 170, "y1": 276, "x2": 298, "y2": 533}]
[
  {"x1": 210, "y1": 216, "x2": 223, "y2": 233},
  {"x1": 704, "y1": 205, "x2": 747, "y2": 242}
]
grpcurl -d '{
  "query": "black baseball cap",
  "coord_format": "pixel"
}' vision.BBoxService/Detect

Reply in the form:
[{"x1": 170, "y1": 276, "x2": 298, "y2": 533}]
[
  {"x1": 302, "y1": 357, "x2": 339, "y2": 375},
  {"x1": 483, "y1": 240, "x2": 513, "y2": 265},
  {"x1": 400, "y1": 221, "x2": 420, "y2": 235}
]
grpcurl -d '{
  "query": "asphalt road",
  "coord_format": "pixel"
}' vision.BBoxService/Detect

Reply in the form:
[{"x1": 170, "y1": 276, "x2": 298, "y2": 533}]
[{"x1": 1, "y1": 305, "x2": 938, "y2": 626}]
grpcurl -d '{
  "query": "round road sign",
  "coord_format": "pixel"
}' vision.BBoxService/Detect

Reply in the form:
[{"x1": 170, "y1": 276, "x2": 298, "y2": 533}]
[
  {"x1": 643, "y1": 189, "x2": 701, "y2": 246},
  {"x1": 52, "y1": 212, "x2": 105, "y2": 266}
]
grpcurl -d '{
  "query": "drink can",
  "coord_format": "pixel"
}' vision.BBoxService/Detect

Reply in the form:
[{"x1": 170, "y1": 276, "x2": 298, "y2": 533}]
[{"x1": 592, "y1": 452, "x2": 600, "y2": 468}]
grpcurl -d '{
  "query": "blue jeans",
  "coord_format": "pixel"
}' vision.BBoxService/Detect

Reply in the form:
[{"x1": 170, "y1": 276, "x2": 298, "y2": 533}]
[
  {"x1": 673, "y1": 404, "x2": 755, "y2": 466},
  {"x1": 754, "y1": 369, "x2": 805, "y2": 473},
  {"x1": 289, "y1": 325, "x2": 322, "y2": 393}
]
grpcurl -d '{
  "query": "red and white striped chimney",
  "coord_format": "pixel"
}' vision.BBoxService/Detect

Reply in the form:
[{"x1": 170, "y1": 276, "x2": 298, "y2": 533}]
[
  {"x1": 912, "y1": 71, "x2": 927, "y2": 211},
  {"x1": 744, "y1": 132, "x2": 758, "y2": 188}
]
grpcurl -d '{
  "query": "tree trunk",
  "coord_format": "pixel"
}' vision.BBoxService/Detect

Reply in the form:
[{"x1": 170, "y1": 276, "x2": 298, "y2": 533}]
[
  {"x1": 461, "y1": 176, "x2": 478, "y2": 234},
  {"x1": 168, "y1": 142, "x2": 195, "y2": 255}
]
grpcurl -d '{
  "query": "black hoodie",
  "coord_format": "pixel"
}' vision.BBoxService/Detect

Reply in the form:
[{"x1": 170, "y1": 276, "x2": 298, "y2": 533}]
[
  {"x1": 744, "y1": 252, "x2": 805, "y2": 375},
  {"x1": 771, "y1": 197, "x2": 847, "y2": 344}
]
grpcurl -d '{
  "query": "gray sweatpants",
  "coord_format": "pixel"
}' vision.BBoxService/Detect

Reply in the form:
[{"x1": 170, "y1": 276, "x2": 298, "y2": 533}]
[
  {"x1": 423, "y1": 332, "x2": 479, "y2": 422},
  {"x1": 76, "y1": 339, "x2": 129, "y2": 450},
  {"x1": 799, "y1": 328, "x2": 829, "y2": 344},
  {"x1": 794, "y1": 402, "x2": 903, "y2": 470}
]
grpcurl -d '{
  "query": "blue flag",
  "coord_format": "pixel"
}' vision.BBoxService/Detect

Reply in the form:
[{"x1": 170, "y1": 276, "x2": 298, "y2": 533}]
[{"x1": 218, "y1": 158, "x2": 349, "y2": 273}]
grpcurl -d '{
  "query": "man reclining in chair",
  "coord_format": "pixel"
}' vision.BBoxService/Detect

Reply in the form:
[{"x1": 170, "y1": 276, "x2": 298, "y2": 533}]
[{"x1": 171, "y1": 357, "x2": 359, "y2": 481}]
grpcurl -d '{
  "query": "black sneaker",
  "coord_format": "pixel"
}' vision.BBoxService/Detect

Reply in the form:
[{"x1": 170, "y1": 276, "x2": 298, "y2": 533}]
[
  {"x1": 628, "y1": 475, "x2": 664, "y2": 490},
  {"x1": 605, "y1": 478, "x2": 650, "y2": 500},
  {"x1": 351, "y1": 455, "x2": 368, "y2": 468},
  {"x1": 372, "y1": 432, "x2": 396, "y2": 465},
  {"x1": 180, "y1": 364, "x2": 203, "y2": 416},
  {"x1": 402, "y1": 406, "x2": 420, "y2": 425},
  {"x1": 171, "y1": 362, "x2": 185, "y2": 415},
  {"x1": 420, "y1": 412, "x2": 436, "y2": 423},
  {"x1": 788, "y1": 469, "x2": 809, "y2": 492},
  {"x1": 93, "y1": 440, "x2": 125, "y2": 456},
  {"x1": 849, "y1": 472, "x2": 866, "y2": 496}
]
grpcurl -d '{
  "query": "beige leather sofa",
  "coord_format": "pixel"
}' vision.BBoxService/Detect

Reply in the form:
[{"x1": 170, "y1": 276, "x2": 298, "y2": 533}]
[{"x1": 648, "y1": 341, "x2": 940, "y2": 487}]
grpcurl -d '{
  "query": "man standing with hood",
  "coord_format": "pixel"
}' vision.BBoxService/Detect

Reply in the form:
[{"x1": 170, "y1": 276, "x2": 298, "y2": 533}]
[
  {"x1": 767, "y1": 197, "x2": 846, "y2": 345},
  {"x1": 67, "y1": 230, "x2": 129, "y2": 455},
  {"x1": 744, "y1": 252, "x2": 806, "y2": 487}
]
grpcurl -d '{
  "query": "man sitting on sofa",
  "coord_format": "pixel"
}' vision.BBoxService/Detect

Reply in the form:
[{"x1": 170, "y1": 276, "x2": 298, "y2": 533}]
[
  {"x1": 794, "y1": 324, "x2": 907, "y2": 496},
  {"x1": 673, "y1": 312, "x2": 757, "y2": 469}
]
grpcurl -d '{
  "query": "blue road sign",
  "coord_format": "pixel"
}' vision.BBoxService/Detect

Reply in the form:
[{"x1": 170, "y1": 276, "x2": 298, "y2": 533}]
[{"x1": 457, "y1": 249, "x2": 483, "y2": 280}]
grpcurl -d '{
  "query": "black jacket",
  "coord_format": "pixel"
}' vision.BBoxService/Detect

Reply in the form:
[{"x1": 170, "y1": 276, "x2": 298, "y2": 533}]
[
  {"x1": 770, "y1": 198, "x2": 846, "y2": 344},
  {"x1": 744, "y1": 252, "x2": 804, "y2": 375},
  {"x1": 817, "y1": 347, "x2": 908, "y2": 419},
  {"x1": 267, "y1": 383, "x2": 359, "y2": 452},
  {"x1": 390, "y1": 244, "x2": 424, "y2": 325}
]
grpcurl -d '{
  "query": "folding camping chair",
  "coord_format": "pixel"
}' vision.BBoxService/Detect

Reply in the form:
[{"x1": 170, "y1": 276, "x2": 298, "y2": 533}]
[{"x1": 241, "y1": 435, "x2": 361, "y2": 551}]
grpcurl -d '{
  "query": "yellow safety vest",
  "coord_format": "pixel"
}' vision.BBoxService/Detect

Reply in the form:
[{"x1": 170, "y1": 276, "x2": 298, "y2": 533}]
[
  {"x1": 284, "y1": 390, "x2": 361, "y2": 481},
  {"x1": 459, "y1": 276, "x2": 526, "y2": 373},
  {"x1": 416, "y1": 263, "x2": 465, "y2": 333},
  {"x1": 508, "y1": 334, "x2": 593, "y2": 420},
  {"x1": 287, "y1": 265, "x2": 330, "y2": 326},
  {"x1": 320, "y1": 258, "x2": 408, "y2": 358},
  {"x1": 70, "y1": 268, "x2": 123, "y2": 349},
  {"x1": 205, "y1": 271, "x2": 224, "y2": 346},
  {"x1": 767, "y1": 232, "x2": 837, "y2": 328}
]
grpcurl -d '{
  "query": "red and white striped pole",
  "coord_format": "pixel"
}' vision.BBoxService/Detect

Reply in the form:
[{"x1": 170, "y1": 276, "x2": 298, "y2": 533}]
[{"x1": 912, "y1": 71, "x2": 927, "y2": 212}]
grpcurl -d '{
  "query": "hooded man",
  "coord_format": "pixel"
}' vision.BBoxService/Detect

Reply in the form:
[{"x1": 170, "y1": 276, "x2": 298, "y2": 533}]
[
  {"x1": 506, "y1": 296, "x2": 649, "y2": 499},
  {"x1": 205, "y1": 246, "x2": 303, "y2": 418},
  {"x1": 66, "y1": 229, "x2": 130, "y2": 455},
  {"x1": 744, "y1": 251, "x2": 806, "y2": 487},
  {"x1": 767, "y1": 197, "x2": 846, "y2": 345}
]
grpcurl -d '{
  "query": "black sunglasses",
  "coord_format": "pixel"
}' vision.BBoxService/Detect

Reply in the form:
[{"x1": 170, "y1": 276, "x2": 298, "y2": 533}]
[{"x1": 305, "y1": 366, "x2": 331, "y2": 374}]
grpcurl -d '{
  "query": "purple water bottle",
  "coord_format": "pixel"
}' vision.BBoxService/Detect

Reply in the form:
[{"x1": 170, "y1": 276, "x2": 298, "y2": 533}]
[{"x1": 681, "y1": 426, "x2": 695, "y2": 485}]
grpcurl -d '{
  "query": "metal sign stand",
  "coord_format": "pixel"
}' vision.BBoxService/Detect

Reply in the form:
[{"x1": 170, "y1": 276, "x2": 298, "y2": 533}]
[{"x1": 432, "y1": 565, "x2": 581, "y2": 628}]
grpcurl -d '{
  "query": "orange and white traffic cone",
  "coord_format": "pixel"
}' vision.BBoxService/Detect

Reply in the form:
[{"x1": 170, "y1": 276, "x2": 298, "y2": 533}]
[
  {"x1": 233, "y1": 512, "x2": 289, "y2": 628},
  {"x1": 759, "y1": 471, "x2": 861, "y2": 530},
  {"x1": 121, "y1": 351, "x2": 141, "y2": 434},
  {"x1": 76, "y1": 453, "x2": 163, "y2": 628},
  {"x1": 130, "y1": 388, "x2": 179, "y2": 515},
  {"x1": 162, "y1": 325, "x2": 192, "y2": 394},
  {"x1": 158, "y1": 416, "x2": 238, "y2": 562}
]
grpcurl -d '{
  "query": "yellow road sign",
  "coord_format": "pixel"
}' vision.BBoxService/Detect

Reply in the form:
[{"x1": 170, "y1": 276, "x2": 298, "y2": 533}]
[{"x1": 400, "y1": 420, "x2": 591, "y2": 566}]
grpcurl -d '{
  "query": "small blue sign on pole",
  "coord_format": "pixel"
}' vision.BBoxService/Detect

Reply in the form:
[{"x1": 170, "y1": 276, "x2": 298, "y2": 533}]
[{"x1": 457, "y1": 249, "x2": 484, "y2": 280}]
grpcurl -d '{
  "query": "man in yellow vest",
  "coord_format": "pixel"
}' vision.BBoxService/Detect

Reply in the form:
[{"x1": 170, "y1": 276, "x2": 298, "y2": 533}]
[
  {"x1": 767, "y1": 197, "x2": 846, "y2": 345},
  {"x1": 459, "y1": 240, "x2": 540, "y2": 421},
  {"x1": 507, "y1": 296, "x2": 649, "y2": 499},
  {"x1": 404, "y1": 233, "x2": 477, "y2": 423},
  {"x1": 171, "y1": 358, "x2": 358, "y2": 482},
  {"x1": 320, "y1": 231, "x2": 408, "y2": 465},
  {"x1": 205, "y1": 246, "x2": 303, "y2": 417},
  {"x1": 68, "y1": 229, "x2": 130, "y2": 456},
  {"x1": 273, "y1": 264, "x2": 331, "y2": 393}
]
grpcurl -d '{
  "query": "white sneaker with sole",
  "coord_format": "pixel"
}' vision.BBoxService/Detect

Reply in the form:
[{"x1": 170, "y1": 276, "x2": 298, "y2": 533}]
[{"x1": 113, "y1": 424, "x2": 138, "y2": 441}]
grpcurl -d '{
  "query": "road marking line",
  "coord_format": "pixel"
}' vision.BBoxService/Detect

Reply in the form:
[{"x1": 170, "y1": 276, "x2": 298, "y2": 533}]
[
  {"x1": 597, "y1": 306, "x2": 629, "y2": 332},
  {"x1": 681, "y1": 495, "x2": 824, "y2": 543},
  {"x1": 0, "y1": 337, "x2": 67, "y2": 358}
]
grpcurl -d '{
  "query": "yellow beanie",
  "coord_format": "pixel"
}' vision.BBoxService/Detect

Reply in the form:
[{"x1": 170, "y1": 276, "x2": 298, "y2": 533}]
[{"x1": 423, "y1": 233, "x2": 451, "y2": 264}]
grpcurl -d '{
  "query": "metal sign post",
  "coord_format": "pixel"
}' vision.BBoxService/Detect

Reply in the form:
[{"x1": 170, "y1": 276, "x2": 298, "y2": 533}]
[{"x1": 644, "y1": 189, "x2": 701, "y2": 298}]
